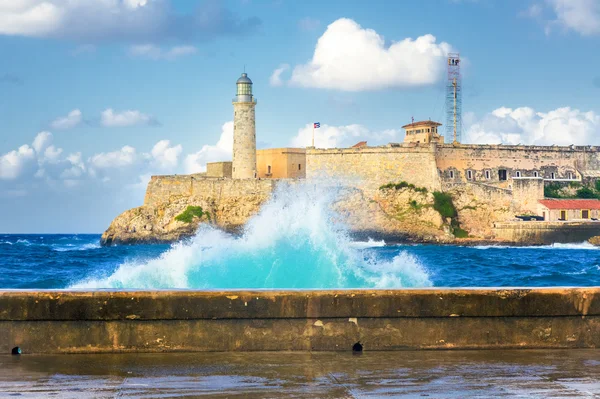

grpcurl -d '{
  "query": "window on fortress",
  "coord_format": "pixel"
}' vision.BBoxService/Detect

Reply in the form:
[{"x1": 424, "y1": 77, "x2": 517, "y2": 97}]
[
  {"x1": 449, "y1": 171, "x2": 454, "y2": 179},
  {"x1": 268, "y1": 165, "x2": 271, "y2": 174},
  {"x1": 298, "y1": 164, "x2": 301, "y2": 170},
  {"x1": 568, "y1": 172, "x2": 573, "y2": 179},
  {"x1": 485, "y1": 170, "x2": 490, "y2": 179},
  {"x1": 551, "y1": 172, "x2": 556, "y2": 179},
  {"x1": 533, "y1": 171, "x2": 538, "y2": 178},
  {"x1": 515, "y1": 171, "x2": 521, "y2": 178},
  {"x1": 467, "y1": 170, "x2": 473, "y2": 180},
  {"x1": 499, "y1": 169, "x2": 507, "y2": 181}
]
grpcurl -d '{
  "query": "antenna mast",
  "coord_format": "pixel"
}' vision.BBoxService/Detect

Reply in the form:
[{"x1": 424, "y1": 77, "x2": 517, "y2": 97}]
[{"x1": 446, "y1": 53, "x2": 461, "y2": 144}]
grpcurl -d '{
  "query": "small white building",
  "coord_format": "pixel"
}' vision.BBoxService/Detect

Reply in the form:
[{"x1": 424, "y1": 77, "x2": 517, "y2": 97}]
[{"x1": 538, "y1": 199, "x2": 600, "y2": 221}]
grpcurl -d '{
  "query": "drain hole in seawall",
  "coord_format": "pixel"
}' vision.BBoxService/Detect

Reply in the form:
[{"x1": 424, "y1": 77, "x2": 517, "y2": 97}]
[
  {"x1": 352, "y1": 342, "x2": 363, "y2": 352},
  {"x1": 11, "y1": 347, "x2": 21, "y2": 355}
]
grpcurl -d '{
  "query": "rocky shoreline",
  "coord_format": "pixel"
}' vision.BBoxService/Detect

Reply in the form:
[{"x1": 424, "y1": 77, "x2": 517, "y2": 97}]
[{"x1": 100, "y1": 175, "x2": 600, "y2": 248}]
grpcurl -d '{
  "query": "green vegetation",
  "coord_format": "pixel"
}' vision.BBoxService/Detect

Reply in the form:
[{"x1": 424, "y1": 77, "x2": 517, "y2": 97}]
[
  {"x1": 379, "y1": 181, "x2": 427, "y2": 194},
  {"x1": 545, "y1": 181, "x2": 600, "y2": 199},
  {"x1": 452, "y1": 224, "x2": 469, "y2": 238},
  {"x1": 576, "y1": 187, "x2": 596, "y2": 199},
  {"x1": 432, "y1": 191, "x2": 468, "y2": 238},
  {"x1": 175, "y1": 206, "x2": 206, "y2": 223},
  {"x1": 544, "y1": 183, "x2": 563, "y2": 198},
  {"x1": 432, "y1": 192, "x2": 457, "y2": 219},
  {"x1": 408, "y1": 199, "x2": 424, "y2": 211}
]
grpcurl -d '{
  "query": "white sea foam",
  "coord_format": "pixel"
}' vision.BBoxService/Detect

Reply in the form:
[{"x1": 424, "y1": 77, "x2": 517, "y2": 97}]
[
  {"x1": 474, "y1": 242, "x2": 599, "y2": 250},
  {"x1": 53, "y1": 243, "x2": 101, "y2": 252},
  {"x1": 349, "y1": 238, "x2": 386, "y2": 249},
  {"x1": 73, "y1": 180, "x2": 431, "y2": 289}
]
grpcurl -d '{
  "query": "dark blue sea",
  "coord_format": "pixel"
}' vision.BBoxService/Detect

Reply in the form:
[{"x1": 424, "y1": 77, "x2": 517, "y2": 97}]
[{"x1": 1, "y1": 233, "x2": 599, "y2": 289}]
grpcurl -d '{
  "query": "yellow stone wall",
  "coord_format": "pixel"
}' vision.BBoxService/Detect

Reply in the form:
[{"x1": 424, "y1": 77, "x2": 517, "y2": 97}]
[
  {"x1": 257, "y1": 148, "x2": 306, "y2": 179},
  {"x1": 206, "y1": 162, "x2": 232, "y2": 178},
  {"x1": 306, "y1": 144, "x2": 442, "y2": 191}
]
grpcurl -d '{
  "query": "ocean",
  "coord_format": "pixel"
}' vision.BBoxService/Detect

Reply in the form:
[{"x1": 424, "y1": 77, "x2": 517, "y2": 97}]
[
  {"x1": 1, "y1": 233, "x2": 599, "y2": 289},
  {"x1": 2, "y1": 182, "x2": 599, "y2": 290}
]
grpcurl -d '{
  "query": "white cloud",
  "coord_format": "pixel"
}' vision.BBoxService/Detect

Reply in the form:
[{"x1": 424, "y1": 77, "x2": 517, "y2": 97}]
[
  {"x1": 150, "y1": 140, "x2": 182, "y2": 169},
  {"x1": 524, "y1": 0, "x2": 600, "y2": 36},
  {"x1": 32, "y1": 131, "x2": 52, "y2": 153},
  {"x1": 546, "y1": 0, "x2": 600, "y2": 36},
  {"x1": 50, "y1": 109, "x2": 82, "y2": 130},
  {"x1": 185, "y1": 121, "x2": 233, "y2": 173},
  {"x1": 0, "y1": 1, "x2": 261, "y2": 42},
  {"x1": 89, "y1": 146, "x2": 138, "y2": 170},
  {"x1": 269, "y1": 64, "x2": 289, "y2": 87},
  {"x1": 128, "y1": 44, "x2": 198, "y2": 60},
  {"x1": 0, "y1": 144, "x2": 36, "y2": 180},
  {"x1": 276, "y1": 18, "x2": 452, "y2": 91},
  {"x1": 101, "y1": 108, "x2": 157, "y2": 127},
  {"x1": 290, "y1": 123, "x2": 403, "y2": 148},
  {"x1": 465, "y1": 106, "x2": 600, "y2": 145}
]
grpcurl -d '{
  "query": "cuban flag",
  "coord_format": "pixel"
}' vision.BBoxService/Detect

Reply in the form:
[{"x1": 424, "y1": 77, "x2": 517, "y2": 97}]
[{"x1": 313, "y1": 122, "x2": 320, "y2": 128}]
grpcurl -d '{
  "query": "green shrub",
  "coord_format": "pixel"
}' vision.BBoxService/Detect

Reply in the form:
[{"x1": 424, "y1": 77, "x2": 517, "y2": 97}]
[
  {"x1": 453, "y1": 226, "x2": 469, "y2": 238},
  {"x1": 432, "y1": 192, "x2": 457, "y2": 219},
  {"x1": 576, "y1": 187, "x2": 596, "y2": 199},
  {"x1": 568, "y1": 181, "x2": 582, "y2": 188},
  {"x1": 544, "y1": 183, "x2": 563, "y2": 198},
  {"x1": 379, "y1": 181, "x2": 427, "y2": 193},
  {"x1": 595, "y1": 180, "x2": 600, "y2": 193},
  {"x1": 175, "y1": 206, "x2": 205, "y2": 223}
]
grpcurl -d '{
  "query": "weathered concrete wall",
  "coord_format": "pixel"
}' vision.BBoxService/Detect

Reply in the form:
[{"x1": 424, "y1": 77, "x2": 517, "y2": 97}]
[
  {"x1": 1, "y1": 289, "x2": 599, "y2": 353},
  {"x1": 306, "y1": 144, "x2": 441, "y2": 192},
  {"x1": 493, "y1": 221, "x2": 600, "y2": 244}
]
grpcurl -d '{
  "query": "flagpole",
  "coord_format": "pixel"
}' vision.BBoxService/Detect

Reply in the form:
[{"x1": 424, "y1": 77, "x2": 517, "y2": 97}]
[{"x1": 312, "y1": 124, "x2": 315, "y2": 147}]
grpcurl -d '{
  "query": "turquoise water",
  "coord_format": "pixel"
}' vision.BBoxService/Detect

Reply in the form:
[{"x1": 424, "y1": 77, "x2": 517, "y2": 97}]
[{"x1": 1, "y1": 182, "x2": 600, "y2": 289}]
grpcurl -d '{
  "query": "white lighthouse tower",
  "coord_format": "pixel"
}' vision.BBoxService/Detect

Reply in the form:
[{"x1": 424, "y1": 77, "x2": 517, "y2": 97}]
[{"x1": 232, "y1": 72, "x2": 257, "y2": 179}]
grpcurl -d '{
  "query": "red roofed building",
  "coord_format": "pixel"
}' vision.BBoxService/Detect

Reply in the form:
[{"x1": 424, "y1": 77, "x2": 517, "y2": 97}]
[{"x1": 538, "y1": 199, "x2": 600, "y2": 221}]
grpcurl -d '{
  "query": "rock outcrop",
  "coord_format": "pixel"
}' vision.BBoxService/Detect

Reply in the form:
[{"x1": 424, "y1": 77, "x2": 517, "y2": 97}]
[
  {"x1": 101, "y1": 176, "x2": 275, "y2": 245},
  {"x1": 100, "y1": 175, "x2": 536, "y2": 246}
]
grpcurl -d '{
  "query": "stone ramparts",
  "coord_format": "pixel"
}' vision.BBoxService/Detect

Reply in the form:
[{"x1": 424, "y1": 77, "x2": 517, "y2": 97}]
[{"x1": 1, "y1": 289, "x2": 598, "y2": 353}]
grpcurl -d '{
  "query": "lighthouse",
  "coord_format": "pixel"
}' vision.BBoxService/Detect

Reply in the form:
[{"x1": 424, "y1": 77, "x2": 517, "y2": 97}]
[{"x1": 232, "y1": 72, "x2": 257, "y2": 179}]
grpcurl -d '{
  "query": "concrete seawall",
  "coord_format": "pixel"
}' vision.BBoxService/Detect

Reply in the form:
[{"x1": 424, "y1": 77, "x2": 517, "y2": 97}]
[
  {"x1": 493, "y1": 221, "x2": 600, "y2": 244},
  {"x1": 1, "y1": 289, "x2": 599, "y2": 353}
]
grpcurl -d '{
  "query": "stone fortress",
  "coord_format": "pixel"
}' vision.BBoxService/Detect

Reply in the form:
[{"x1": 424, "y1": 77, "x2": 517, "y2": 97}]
[{"x1": 100, "y1": 72, "x2": 600, "y2": 245}]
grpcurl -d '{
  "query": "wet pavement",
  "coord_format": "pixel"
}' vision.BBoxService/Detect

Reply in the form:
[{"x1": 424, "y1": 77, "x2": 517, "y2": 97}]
[{"x1": 0, "y1": 350, "x2": 599, "y2": 398}]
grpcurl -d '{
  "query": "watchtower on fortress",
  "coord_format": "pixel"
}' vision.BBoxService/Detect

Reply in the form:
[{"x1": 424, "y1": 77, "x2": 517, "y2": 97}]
[
  {"x1": 232, "y1": 72, "x2": 257, "y2": 179},
  {"x1": 402, "y1": 120, "x2": 444, "y2": 144}
]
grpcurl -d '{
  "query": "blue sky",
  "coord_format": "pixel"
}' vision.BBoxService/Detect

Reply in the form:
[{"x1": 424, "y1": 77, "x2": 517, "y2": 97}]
[{"x1": 0, "y1": 0, "x2": 599, "y2": 233}]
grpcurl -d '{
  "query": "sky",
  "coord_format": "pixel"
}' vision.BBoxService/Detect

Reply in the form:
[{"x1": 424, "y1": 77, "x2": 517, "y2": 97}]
[{"x1": 0, "y1": 0, "x2": 599, "y2": 233}]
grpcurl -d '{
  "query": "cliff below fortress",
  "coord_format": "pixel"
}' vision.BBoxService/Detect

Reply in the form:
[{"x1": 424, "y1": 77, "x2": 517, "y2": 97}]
[{"x1": 100, "y1": 175, "x2": 522, "y2": 246}]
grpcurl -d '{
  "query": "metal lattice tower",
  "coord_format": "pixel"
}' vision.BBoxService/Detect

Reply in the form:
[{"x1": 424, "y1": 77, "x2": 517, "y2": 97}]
[{"x1": 445, "y1": 53, "x2": 462, "y2": 143}]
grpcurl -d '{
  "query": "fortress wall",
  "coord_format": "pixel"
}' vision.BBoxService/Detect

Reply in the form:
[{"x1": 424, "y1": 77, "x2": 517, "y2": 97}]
[
  {"x1": 144, "y1": 175, "x2": 276, "y2": 208},
  {"x1": 436, "y1": 144, "x2": 600, "y2": 183},
  {"x1": 306, "y1": 145, "x2": 441, "y2": 191},
  {"x1": 2, "y1": 289, "x2": 599, "y2": 353},
  {"x1": 512, "y1": 178, "x2": 545, "y2": 213}
]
